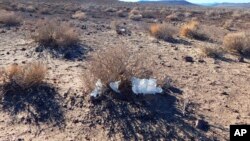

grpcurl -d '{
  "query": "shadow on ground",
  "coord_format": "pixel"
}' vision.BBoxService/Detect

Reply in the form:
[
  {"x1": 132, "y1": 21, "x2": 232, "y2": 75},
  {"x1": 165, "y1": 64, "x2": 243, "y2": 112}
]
[
  {"x1": 87, "y1": 87, "x2": 211, "y2": 140},
  {"x1": 0, "y1": 83, "x2": 65, "y2": 127},
  {"x1": 35, "y1": 43, "x2": 91, "y2": 61}
]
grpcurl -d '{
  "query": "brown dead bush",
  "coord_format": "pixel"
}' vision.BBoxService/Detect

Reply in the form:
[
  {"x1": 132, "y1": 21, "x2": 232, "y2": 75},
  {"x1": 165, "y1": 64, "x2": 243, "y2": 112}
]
[
  {"x1": 2, "y1": 62, "x2": 47, "y2": 89},
  {"x1": 32, "y1": 20, "x2": 80, "y2": 47},
  {"x1": 223, "y1": 32, "x2": 250, "y2": 56},
  {"x1": 149, "y1": 23, "x2": 177, "y2": 42},
  {"x1": 0, "y1": 10, "x2": 21, "y2": 26},
  {"x1": 200, "y1": 47, "x2": 225, "y2": 58},
  {"x1": 83, "y1": 46, "x2": 153, "y2": 94},
  {"x1": 180, "y1": 20, "x2": 209, "y2": 41}
]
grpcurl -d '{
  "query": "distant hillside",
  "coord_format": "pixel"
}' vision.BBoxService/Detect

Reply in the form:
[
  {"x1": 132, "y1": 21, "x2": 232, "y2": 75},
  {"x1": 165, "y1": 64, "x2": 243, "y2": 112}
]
[
  {"x1": 203, "y1": 3, "x2": 250, "y2": 8},
  {"x1": 138, "y1": 0, "x2": 194, "y2": 5}
]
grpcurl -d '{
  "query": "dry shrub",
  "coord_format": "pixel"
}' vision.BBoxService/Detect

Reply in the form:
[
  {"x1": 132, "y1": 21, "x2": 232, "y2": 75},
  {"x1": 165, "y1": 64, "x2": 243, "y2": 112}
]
[
  {"x1": 223, "y1": 19, "x2": 233, "y2": 30},
  {"x1": 200, "y1": 47, "x2": 224, "y2": 58},
  {"x1": 117, "y1": 10, "x2": 127, "y2": 17},
  {"x1": 180, "y1": 20, "x2": 208, "y2": 41},
  {"x1": 129, "y1": 8, "x2": 142, "y2": 21},
  {"x1": 166, "y1": 13, "x2": 179, "y2": 21},
  {"x1": 149, "y1": 23, "x2": 177, "y2": 42},
  {"x1": 39, "y1": 7, "x2": 50, "y2": 15},
  {"x1": 0, "y1": 10, "x2": 21, "y2": 26},
  {"x1": 83, "y1": 46, "x2": 152, "y2": 94},
  {"x1": 2, "y1": 62, "x2": 47, "y2": 89},
  {"x1": 223, "y1": 32, "x2": 250, "y2": 56},
  {"x1": 180, "y1": 20, "x2": 199, "y2": 37},
  {"x1": 72, "y1": 11, "x2": 87, "y2": 21},
  {"x1": 129, "y1": 8, "x2": 140, "y2": 15},
  {"x1": 32, "y1": 20, "x2": 80, "y2": 47},
  {"x1": 26, "y1": 5, "x2": 36, "y2": 12},
  {"x1": 142, "y1": 10, "x2": 155, "y2": 18}
]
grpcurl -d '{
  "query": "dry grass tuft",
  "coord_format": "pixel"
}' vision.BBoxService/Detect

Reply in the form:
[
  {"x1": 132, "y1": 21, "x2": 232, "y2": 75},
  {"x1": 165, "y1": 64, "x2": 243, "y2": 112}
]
[
  {"x1": 32, "y1": 20, "x2": 80, "y2": 47},
  {"x1": 180, "y1": 20, "x2": 209, "y2": 41},
  {"x1": 0, "y1": 10, "x2": 21, "y2": 26},
  {"x1": 72, "y1": 11, "x2": 87, "y2": 21},
  {"x1": 2, "y1": 62, "x2": 47, "y2": 89},
  {"x1": 149, "y1": 23, "x2": 177, "y2": 42},
  {"x1": 223, "y1": 32, "x2": 250, "y2": 56}
]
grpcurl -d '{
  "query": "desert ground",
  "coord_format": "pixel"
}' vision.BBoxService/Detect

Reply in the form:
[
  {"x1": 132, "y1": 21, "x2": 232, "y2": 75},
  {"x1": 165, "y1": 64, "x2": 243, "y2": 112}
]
[{"x1": 0, "y1": 0, "x2": 250, "y2": 140}]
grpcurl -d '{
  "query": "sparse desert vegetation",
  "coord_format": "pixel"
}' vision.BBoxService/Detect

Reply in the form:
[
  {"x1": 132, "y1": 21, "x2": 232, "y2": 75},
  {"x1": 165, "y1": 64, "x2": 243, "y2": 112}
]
[
  {"x1": 0, "y1": 10, "x2": 21, "y2": 26},
  {"x1": 200, "y1": 46, "x2": 225, "y2": 58},
  {"x1": 33, "y1": 20, "x2": 80, "y2": 47},
  {"x1": 72, "y1": 10, "x2": 87, "y2": 20},
  {"x1": 149, "y1": 23, "x2": 177, "y2": 42},
  {"x1": 180, "y1": 20, "x2": 209, "y2": 41},
  {"x1": 223, "y1": 32, "x2": 250, "y2": 56},
  {"x1": 0, "y1": 0, "x2": 249, "y2": 140},
  {"x1": 129, "y1": 8, "x2": 143, "y2": 21},
  {"x1": 2, "y1": 62, "x2": 47, "y2": 89}
]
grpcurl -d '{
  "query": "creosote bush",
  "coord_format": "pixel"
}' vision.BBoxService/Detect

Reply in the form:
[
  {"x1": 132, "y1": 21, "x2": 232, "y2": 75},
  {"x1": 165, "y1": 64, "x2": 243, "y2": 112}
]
[
  {"x1": 149, "y1": 23, "x2": 177, "y2": 42},
  {"x1": 0, "y1": 10, "x2": 21, "y2": 26},
  {"x1": 223, "y1": 32, "x2": 250, "y2": 56},
  {"x1": 180, "y1": 20, "x2": 208, "y2": 41},
  {"x1": 32, "y1": 20, "x2": 80, "y2": 47},
  {"x1": 2, "y1": 62, "x2": 47, "y2": 89}
]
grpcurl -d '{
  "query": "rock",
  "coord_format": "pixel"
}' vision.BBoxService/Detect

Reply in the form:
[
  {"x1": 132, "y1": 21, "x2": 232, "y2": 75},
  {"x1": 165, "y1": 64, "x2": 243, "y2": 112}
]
[
  {"x1": 17, "y1": 138, "x2": 24, "y2": 141},
  {"x1": 198, "y1": 59, "x2": 205, "y2": 63},
  {"x1": 73, "y1": 119, "x2": 80, "y2": 124},
  {"x1": 221, "y1": 92, "x2": 229, "y2": 95},
  {"x1": 195, "y1": 119, "x2": 210, "y2": 132},
  {"x1": 20, "y1": 48, "x2": 26, "y2": 51},
  {"x1": 81, "y1": 25, "x2": 87, "y2": 29},
  {"x1": 184, "y1": 56, "x2": 194, "y2": 63}
]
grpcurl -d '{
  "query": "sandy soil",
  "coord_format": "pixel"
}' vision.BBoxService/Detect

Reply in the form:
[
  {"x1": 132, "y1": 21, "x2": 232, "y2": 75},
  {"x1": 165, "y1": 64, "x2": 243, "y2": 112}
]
[{"x1": 0, "y1": 0, "x2": 250, "y2": 140}]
